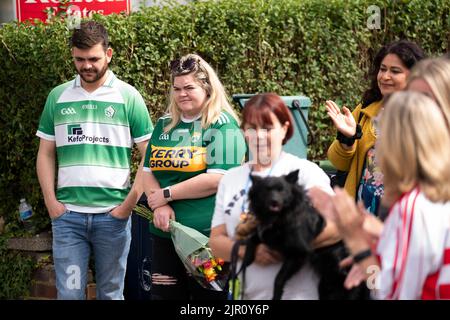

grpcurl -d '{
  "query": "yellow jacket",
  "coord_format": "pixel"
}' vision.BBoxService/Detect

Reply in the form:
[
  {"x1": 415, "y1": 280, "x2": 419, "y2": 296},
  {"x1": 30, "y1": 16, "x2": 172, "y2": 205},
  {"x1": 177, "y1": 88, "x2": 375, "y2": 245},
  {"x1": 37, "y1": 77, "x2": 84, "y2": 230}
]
[{"x1": 327, "y1": 101, "x2": 383, "y2": 199}]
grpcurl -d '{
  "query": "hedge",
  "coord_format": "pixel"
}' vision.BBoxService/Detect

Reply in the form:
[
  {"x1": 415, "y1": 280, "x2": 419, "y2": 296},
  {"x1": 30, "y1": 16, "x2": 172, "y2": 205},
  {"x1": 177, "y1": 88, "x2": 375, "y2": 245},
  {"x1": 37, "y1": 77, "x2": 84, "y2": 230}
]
[{"x1": 0, "y1": 0, "x2": 448, "y2": 232}]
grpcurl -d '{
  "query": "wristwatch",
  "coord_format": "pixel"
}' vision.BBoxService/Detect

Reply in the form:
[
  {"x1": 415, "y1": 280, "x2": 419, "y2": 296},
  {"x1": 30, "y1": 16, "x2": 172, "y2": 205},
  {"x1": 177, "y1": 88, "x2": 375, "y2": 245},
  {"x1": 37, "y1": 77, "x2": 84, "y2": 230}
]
[{"x1": 163, "y1": 187, "x2": 173, "y2": 202}]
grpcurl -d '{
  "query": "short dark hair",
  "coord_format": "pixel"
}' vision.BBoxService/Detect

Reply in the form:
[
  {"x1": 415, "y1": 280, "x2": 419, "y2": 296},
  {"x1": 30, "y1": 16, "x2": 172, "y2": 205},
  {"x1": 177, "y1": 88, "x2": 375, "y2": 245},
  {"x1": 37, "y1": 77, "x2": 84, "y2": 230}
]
[
  {"x1": 70, "y1": 21, "x2": 109, "y2": 50},
  {"x1": 242, "y1": 93, "x2": 294, "y2": 145},
  {"x1": 362, "y1": 40, "x2": 425, "y2": 107}
]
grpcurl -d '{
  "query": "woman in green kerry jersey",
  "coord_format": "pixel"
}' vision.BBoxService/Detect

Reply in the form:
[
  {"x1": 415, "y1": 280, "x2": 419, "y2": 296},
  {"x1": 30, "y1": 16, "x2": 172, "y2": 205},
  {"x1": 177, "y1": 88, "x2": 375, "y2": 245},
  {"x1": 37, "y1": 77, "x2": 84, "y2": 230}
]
[{"x1": 142, "y1": 53, "x2": 246, "y2": 300}]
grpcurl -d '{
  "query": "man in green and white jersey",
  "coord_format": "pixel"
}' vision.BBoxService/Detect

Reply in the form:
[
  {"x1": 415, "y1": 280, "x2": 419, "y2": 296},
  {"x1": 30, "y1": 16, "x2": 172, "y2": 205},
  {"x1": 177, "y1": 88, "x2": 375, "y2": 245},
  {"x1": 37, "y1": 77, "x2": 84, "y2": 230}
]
[{"x1": 36, "y1": 21, "x2": 153, "y2": 300}]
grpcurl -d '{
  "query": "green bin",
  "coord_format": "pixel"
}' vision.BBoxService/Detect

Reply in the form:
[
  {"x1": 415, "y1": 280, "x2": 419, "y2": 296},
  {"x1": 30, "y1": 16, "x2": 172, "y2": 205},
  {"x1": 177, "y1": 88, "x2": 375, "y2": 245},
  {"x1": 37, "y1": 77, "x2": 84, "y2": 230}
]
[{"x1": 232, "y1": 94, "x2": 312, "y2": 159}]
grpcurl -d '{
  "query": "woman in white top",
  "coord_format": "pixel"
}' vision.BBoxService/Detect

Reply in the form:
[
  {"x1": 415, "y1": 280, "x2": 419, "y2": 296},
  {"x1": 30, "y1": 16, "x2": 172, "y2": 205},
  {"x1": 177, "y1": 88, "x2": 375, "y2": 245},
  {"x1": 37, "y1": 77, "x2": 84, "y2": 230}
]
[{"x1": 209, "y1": 93, "x2": 339, "y2": 299}]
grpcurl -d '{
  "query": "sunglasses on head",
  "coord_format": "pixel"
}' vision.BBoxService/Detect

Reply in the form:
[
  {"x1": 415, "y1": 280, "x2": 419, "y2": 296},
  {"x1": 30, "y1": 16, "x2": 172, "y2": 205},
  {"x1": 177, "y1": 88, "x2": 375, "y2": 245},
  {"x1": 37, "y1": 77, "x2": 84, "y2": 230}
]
[{"x1": 170, "y1": 57, "x2": 199, "y2": 75}]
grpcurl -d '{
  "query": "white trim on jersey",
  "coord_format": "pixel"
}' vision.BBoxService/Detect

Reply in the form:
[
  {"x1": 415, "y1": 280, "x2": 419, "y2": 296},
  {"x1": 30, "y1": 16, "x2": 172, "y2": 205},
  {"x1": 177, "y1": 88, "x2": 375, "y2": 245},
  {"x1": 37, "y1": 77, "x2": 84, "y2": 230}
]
[
  {"x1": 65, "y1": 203, "x2": 118, "y2": 214},
  {"x1": 58, "y1": 86, "x2": 125, "y2": 104},
  {"x1": 207, "y1": 168, "x2": 227, "y2": 175},
  {"x1": 57, "y1": 166, "x2": 131, "y2": 189},
  {"x1": 36, "y1": 131, "x2": 56, "y2": 141},
  {"x1": 134, "y1": 133, "x2": 152, "y2": 143},
  {"x1": 180, "y1": 113, "x2": 202, "y2": 123},
  {"x1": 217, "y1": 112, "x2": 231, "y2": 125}
]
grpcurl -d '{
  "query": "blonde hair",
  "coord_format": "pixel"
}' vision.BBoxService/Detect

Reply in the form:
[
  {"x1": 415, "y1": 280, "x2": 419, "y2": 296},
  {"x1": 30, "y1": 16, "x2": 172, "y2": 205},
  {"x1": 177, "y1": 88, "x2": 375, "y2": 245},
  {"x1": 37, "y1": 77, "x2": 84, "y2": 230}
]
[
  {"x1": 377, "y1": 91, "x2": 450, "y2": 202},
  {"x1": 164, "y1": 53, "x2": 239, "y2": 132},
  {"x1": 408, "y1": 58, "x2": 450, "y2": 128}
]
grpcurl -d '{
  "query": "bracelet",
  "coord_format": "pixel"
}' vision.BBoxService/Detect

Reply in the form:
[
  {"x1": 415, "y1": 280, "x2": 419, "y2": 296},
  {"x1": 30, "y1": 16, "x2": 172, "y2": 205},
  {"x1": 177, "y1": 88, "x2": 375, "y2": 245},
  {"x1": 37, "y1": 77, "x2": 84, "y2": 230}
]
[
  {"x1": 336, "y1": 124, "x2": 363, "y2": 147},
  {"x1": 352, "y1": 248, "x2": 372, "y2": 263}
]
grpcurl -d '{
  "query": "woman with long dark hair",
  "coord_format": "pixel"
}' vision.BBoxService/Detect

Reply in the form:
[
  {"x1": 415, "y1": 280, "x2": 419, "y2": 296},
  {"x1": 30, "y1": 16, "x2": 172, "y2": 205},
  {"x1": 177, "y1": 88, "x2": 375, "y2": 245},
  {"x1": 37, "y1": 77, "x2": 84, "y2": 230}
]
[{"x1": 326, "y1": 40, "x2": 425, "y2": 216}]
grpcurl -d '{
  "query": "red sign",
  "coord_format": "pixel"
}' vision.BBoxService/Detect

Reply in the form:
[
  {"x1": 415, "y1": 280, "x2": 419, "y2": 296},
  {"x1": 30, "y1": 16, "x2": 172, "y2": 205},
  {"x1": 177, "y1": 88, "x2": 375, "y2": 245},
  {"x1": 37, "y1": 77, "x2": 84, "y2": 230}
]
[{"x1": 16, "y1": 0, "x2": 131, "y2": 22}]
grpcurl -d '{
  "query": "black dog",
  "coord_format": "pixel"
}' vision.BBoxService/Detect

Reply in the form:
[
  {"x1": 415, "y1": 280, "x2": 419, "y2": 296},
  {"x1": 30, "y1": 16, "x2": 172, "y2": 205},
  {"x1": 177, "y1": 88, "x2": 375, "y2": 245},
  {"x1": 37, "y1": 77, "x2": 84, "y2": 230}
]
[{"x1": 239, "y1": 169, "x2": 369, "y2": 300}]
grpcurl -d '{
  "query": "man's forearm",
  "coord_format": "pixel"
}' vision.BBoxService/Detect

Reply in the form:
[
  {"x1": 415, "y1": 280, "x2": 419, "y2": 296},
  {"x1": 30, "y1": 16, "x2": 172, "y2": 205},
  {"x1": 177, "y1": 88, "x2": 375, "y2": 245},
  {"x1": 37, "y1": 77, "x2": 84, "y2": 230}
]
[
  {"x1": 143, "y1": 169, "x2": 162, "y2": 196},
  {"x1": 120, "y1": 158, "x2": 145, "y2": 212},
  {"x1": 36, "y1": 151, "x2": 57, "y2": 205}
]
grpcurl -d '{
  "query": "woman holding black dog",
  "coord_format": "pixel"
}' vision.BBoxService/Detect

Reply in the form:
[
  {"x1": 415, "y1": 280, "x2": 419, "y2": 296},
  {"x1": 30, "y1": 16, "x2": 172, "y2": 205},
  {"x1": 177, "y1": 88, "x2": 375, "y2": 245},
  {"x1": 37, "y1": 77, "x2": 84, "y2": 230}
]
[
  {"x1": 210, "y1": 93, "x2": 339, "y2": 300},
  {"x1": 326, "y1": 40, "x2": 425, "y2": 216}
]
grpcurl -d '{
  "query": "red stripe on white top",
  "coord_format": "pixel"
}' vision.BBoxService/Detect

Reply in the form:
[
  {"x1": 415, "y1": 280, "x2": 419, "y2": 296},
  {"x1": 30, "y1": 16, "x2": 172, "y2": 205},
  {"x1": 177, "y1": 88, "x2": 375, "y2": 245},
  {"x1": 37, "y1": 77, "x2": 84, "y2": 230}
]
[
  {"x1": 389, "y1": 189, "x2": 420, "y2": 299},
  {"x1": 443, "y1": 248, "x2": 450, "y2": 265},
  {"x1": 421, "y1": 270, "x2": 439, "y2": 299}
]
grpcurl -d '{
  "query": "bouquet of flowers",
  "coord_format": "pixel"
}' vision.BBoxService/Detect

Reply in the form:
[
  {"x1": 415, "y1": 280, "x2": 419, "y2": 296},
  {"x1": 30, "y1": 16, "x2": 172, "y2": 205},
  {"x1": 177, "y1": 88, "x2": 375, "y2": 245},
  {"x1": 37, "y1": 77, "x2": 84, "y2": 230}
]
[{"x1": 134, "y1": 204, "x2": 229, "y2": 291}]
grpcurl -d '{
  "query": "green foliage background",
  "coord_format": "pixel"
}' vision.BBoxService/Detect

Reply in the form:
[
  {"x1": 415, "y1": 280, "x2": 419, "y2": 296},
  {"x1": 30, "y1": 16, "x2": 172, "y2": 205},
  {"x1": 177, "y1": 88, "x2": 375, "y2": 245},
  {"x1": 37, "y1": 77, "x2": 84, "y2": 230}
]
[
  {"x1": 0, "y1": 236, "x2": 37, "y2": 299},
  {"x1": 0, "y1": 0, "x2": 448, "y2": 232}
]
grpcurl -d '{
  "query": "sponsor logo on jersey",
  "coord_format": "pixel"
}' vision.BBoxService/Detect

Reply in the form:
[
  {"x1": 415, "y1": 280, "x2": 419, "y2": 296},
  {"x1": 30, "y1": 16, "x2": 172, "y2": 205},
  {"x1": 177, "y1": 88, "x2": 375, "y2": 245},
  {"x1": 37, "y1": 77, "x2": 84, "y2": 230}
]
[
  {"x1": 61, "y1": 107, "x2": 76, "y2": 115},
  {"x1": 150, "y1": 146, "x2": 206, "y2": 172},
  {"x1": 66, "y1": 124, "x2": 110, "y2": 144},
  {"x1": 68, "y1": 124, "x2": 83, "y2": 135},
  {"x1": 82, "y1": 104, "x2": 97, "y2": 110}
]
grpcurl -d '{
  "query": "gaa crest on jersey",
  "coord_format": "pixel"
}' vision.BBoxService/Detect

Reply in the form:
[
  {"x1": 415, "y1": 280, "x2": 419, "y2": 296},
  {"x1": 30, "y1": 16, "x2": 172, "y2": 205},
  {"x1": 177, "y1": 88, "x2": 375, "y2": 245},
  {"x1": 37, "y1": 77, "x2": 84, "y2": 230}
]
[
  {"x1": 105, "y1": 106, "x2": 116, "y2": 118},
  {"x1": 159, "y1": 132, "x2": 170, "y2": 140}
]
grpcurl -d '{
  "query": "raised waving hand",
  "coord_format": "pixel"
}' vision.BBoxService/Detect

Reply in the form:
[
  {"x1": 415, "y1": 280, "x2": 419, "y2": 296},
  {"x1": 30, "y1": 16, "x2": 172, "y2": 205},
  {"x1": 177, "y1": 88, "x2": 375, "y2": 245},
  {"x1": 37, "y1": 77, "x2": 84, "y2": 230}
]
[{"x1": 325, "y1": 100, "x2": 356, "y2": 137}]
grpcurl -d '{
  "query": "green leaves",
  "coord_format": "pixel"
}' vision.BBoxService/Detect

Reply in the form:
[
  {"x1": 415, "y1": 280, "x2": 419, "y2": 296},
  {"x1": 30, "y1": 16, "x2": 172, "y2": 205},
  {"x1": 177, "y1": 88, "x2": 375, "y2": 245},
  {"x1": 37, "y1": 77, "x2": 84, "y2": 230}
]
[
  {"x1": 133, "y1": 204, "x2": 154, "y2": 222},
  {"x1": 0, "y1": 237, "x2": 37, "y2": 299},
  {"x1": 0, "y1": 0, "x2": 448, "y2": 233}
]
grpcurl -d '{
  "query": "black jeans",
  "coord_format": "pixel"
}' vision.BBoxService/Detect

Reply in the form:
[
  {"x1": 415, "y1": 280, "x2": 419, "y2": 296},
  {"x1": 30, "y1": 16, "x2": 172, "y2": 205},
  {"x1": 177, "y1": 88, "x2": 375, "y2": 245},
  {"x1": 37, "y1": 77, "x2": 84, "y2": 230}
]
[{"x1": 150, "y1": 234, "x2": 228, "y2": 300}]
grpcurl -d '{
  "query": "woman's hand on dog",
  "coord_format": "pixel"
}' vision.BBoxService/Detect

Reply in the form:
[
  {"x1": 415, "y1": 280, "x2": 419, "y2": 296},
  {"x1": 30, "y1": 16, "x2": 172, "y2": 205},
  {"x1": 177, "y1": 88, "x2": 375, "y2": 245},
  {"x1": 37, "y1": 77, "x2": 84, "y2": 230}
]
[{"x1": 254, "y1": 244, "x2": 283, "y2": 266}]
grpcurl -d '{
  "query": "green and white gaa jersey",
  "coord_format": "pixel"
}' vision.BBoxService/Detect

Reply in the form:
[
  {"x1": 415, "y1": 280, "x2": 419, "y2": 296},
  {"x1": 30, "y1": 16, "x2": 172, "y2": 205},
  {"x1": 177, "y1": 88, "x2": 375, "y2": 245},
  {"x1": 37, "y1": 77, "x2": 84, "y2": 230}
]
[
  {"x1": 143, "y1": 111, "x2": 246, "y2": 238},
  {"x1": 36, "y1": 71, "x2": 153, "y2": 213}
]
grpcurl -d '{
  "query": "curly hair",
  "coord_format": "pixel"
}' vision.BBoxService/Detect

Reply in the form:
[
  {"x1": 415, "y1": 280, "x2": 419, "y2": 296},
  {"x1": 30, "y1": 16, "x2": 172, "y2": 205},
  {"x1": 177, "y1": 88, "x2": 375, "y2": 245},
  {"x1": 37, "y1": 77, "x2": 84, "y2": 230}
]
[{"x1": 362, "y1": 40, "x2": 425, "y2": 108}]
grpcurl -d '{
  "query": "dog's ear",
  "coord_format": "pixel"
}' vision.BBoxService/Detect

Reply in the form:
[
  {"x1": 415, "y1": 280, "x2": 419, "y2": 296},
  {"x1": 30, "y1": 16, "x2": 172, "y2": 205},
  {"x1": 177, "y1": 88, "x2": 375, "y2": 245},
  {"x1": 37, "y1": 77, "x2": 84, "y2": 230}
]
[
  {"x1": 285, "y1": 169, "x2": 299, "y2": 184},
  {"x1": 250, "y1": 174, "x2": 263, "y2": 185}
]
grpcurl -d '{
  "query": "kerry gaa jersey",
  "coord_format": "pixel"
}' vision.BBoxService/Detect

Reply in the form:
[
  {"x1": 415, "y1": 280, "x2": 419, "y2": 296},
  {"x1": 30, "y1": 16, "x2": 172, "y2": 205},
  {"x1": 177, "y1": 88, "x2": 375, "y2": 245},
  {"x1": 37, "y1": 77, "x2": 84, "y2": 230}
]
[
  {"x1": 143, "y1": 112, "x2": 246, "y2": 238},
  {"x1": 36, "y1": 71, "x2": 153, "y2": 213}
]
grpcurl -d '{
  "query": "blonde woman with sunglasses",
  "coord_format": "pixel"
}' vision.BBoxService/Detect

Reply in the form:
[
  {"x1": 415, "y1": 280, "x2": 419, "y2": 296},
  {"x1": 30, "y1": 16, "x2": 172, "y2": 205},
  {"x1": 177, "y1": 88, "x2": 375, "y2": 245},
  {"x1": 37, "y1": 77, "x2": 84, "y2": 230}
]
[{"x1": 142, "y1": 54, "x2": 246, "y2": 300}]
